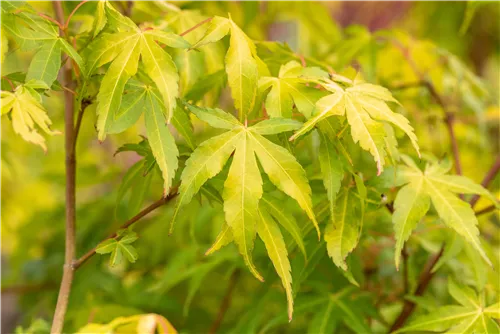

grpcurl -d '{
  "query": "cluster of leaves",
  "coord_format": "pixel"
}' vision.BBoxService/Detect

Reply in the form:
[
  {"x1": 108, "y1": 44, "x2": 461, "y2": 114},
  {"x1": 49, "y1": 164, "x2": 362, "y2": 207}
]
[{"x1": 1, "y1": 1, "x2": 498, "y2": 333}]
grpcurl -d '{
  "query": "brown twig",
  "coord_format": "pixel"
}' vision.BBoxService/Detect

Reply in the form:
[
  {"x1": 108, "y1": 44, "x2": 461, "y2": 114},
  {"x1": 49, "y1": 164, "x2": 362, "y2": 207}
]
[
  {"x1": 73, "y1": 98, "x2": 92, "y2": 150},
  {"x1": 124, "y1": 1, "x2": 134, "y2": 17},
  {"x1": 475, "y1": 205, "x2": 497, "y2": 217},
  {"x1": 470, "y1": 155, "x2": 500, "y2": 208},
  {"x1": 2, "y1": 76, "x2": 16, "y2": 91},
  {"x1": 64, "y1": 0, "x2": 88, "y2": 30},
  {"x1": 51, "y1": 2, "x2": 76, "y2": 333},
  {"x1": 389, "y1": 246, "x2": 445, "y2": 332},
  {"x1": 38, "y1": 11, "x2": 64, "y2": 30},
  {"x1": 62, "y1": 86, "x2": 77, "y2": 96},
  {"x1": 402, "y1": 246, "x2": 409, "y2": 294},
  {"x1": 209, "y1": 269, "x2": 241, "y2": 334},
  {"x1": 73, "y1": 189, "x2": 178, "y2": 270},
  {"x1": 180, "y1": 17, "x2": 213, "y2": 37}
]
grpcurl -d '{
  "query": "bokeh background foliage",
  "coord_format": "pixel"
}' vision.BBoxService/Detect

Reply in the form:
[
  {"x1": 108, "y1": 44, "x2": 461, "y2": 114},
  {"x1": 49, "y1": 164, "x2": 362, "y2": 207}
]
[{"x1": 1, "y1": 1, "x2": 499, "y2": 333}]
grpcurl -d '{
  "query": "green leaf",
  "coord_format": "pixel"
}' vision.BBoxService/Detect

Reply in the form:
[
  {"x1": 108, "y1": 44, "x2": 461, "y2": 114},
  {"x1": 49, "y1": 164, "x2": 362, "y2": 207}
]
[
  {"x1": 190, "y1": 16, "x2": 230, "y2": 49},
  {"x1": 448, "y1": 278, "x2": 480, "y2": 309},
  {"x1": 109, "y1": 245, "x2": 123, "y2": 267},
  {"x1": 259, "y1": 60, "x2": 328, "y2": 118},
  {"x1": 88, "y1": 6, "x2": 187, "y2": 137},
  {"x1": 223, "y1": 132, "x2": 263, "y2": 282},
  {"x1": 226, "y1": 19, "x2": 259, "y2": 120},
  {"x1": 324, "y1": 187, "x2": 361, "y2": 270},
  {"x1": 345, "y1": 95, "x2": 386, "y2": 175},
  {"x1": 425, "y1": 180, "x2": 490, "y2": 265},
  {"x1": 140, "y1": 34, "x2": 179, "y2": 123},
  {"x1": 393, "y1": 178, "x2": 430, "y2": 270},
  {"x1": 144, "y1": 92, "x2": 179, "y2": 195},
  {"x1": 58, "y1": 38, "x2": 85, "y2": 76},
  {"x1": 115, "y1": 160, "x2": 150, "y2": 220},
  {"x1": 95, "y1": 35, "x2": 141, "y2": 140},
  {"x1": 118, "y1": 243, "x2": 138, "y2": 263},
  {"x1": 171, "y1": 129, "x2": 243, "y2": 228},
  {"x1": 172, "y1": 104, "x2": 195, "y2": 150},
  {"x1": 484, "y1": 302, "x2": 500, "y2": 319},
  {"x1": 390, "y1": 156, "x2": 494, "y2": 267},
  {"x1": 26, "y1": 39, "x2": 61, "y2": 87},
  {"x1": 308, "y1": 298, "x2": 337, "y2": 334},
  {"x1": 205, "y1": 223, "x2": 233, "y2": 256},
  {"x1": 120, "y1": 230, "x2": 138, "y2": 244},
  {"x1": 318, "y1": 129, "x2": 343, "y2": 222},
  {"x1": 399, "y1": 279, "x2": 498, "y2": 333},
  {"x1": 260, "y1": 194, "x2": 306, "y2": 259},
  {"x1": 291, "y1": 79, "x2": 420, "y2": 174},
  {"x1": 249, "y1": 131, "x2": 319, "y2": 238},
  {"x1": 186, "y1": 103, "x2": 240, "y2": 130},
  {"x1": 399, "y1": 306, "x2": 476, "y2": 333},
  {"x1": 357, "y1": 94, "x2": 419, "y2": 157},
  {"x1": 336, "y1": 299, "x2": 371, "y2": 334},
  {"x1": 92, "y1": 0, "x2": 107, "y2": 38},
  {"x1": 184, "y1": 69, "x2": 227, "y2": 102},
  {"x1": 84, "y1": 32, "x2": 137, "y2": 76},
  {"x1": 249, "y1": 118, "x2": 302, "y2": 135},
  {"x1": 290, "y1": 92, "x2": 344, "y2": 141},
  {"x1": 144, "y1": 30, "x2": 190, "y2": 49},
  {"x1": 257, "y1": 208, "x2": 294, "y2": 321},
  {"x1": 95, "y1": 239, "x2": 118, "y2": 254},
  {"x1": 107, "y1": 82, "x2": 146, "y2": 134},
  {"x1": 174, "y1": 109, "x2": 316, "y2": 288}
]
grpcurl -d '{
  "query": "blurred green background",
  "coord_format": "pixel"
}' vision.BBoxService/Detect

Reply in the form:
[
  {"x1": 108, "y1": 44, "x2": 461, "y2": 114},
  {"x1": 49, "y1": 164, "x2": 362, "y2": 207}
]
[{"x1": 1, "y1": 1, "x2": 499, "y2": 333}]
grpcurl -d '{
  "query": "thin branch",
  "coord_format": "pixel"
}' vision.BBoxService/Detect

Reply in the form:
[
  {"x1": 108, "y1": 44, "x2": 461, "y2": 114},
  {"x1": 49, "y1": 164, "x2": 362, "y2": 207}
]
[
  {"x1": 124, "y1": 1, "x2": 134, "y2": 17},
  {"x1": 475, "y1": 204, "x2": 497, "y2": 217},
  {"x1": 2, "y1": 76, "x2": 16, "y2": 90},
  {"x1": 38, "y1": 11, "x2": 64, "y2": 30},
  {"x1": 62, "y1": 86, "x2": 77, "y2": 96},
  {"x1": 73, "y1": 98, "x2": 92, "y2": 150},
  {"x1": 389, "y1": 245, "x2": 445, "y2": 333},
  {"x1": 181, "y1": 17, "x2": 213, "y2": 37},
  {"x1": 470, "y1": 155, "x2": 500, "y2": 208},
  {"x1": 209, "y1": 269, "x2": 241, "y2": 334},
  {"x1": 73, "y1": 189, "x2": 178, "y2": 270},
  {"x1": 402, "y1": 246, "x2": 409, "y2": 294},
  {"x1": 64, "y1": 0, "x2": 88, "y2": 30},
  {"x1": 51, "y1": 2, "x2": 77, "y2": 333}
]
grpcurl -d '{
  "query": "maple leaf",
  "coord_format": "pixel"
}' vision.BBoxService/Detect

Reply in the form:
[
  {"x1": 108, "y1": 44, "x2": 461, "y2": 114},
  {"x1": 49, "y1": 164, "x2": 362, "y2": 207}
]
[
  {"x1": 84, "y1": 2, "x2": 190, "y2": 140},
  {"x1": 1, "y1": 1, "x2": 84, "y2": 87},
  {"x1": 398, "y1": 278, "x2": 500, "y2": 333},
  {"x1": 290, "y1": 78, "x2": 420, "y2": 175},
  {"x1": 191, "y1": 16, "x2": 269, "y2": 121},
  {"x1": 324, "y1": 185, "x2": 364, "y2": 271},
  {"x1": 389, "y1": 156, "x2": 497, "y2": 269},
  {"x1": 1, "y1": 85, "x2": 60, "y2": 152},
  {"x1": 96, "y1": 229, "x2": 139, "y2": 267},
  {"x1": 258, "y1": 60, "x2": 328, "y2": 118},
  {"x1": 170, "y1": 103, "x2": 317, "y2": 316}
]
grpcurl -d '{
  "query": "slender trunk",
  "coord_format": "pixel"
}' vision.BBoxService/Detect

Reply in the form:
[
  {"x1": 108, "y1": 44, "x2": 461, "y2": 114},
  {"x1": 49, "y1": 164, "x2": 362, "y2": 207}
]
[{"x1": 51, "y1": 2, "x2": 77, "y2": 333}]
